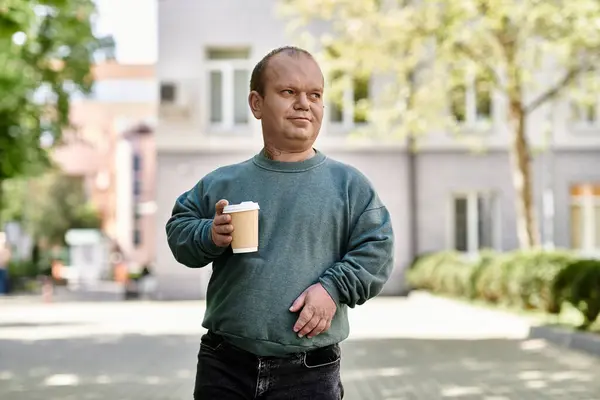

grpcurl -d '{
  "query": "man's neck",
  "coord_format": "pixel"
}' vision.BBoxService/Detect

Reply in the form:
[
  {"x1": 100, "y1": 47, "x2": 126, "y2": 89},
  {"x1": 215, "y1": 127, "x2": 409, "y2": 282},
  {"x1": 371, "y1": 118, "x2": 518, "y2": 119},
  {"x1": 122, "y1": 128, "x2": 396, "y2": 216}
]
[{"x1": 263, "y1": 145, "x2": 315, "y2": 162}]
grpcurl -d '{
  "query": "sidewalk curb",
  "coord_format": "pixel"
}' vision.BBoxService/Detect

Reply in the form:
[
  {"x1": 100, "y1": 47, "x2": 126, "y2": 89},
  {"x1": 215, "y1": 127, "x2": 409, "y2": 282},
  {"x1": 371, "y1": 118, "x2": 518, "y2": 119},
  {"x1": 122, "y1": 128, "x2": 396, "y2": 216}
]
[{"x1": 528, "y1": 324, "x2": 600, "y2": 359}]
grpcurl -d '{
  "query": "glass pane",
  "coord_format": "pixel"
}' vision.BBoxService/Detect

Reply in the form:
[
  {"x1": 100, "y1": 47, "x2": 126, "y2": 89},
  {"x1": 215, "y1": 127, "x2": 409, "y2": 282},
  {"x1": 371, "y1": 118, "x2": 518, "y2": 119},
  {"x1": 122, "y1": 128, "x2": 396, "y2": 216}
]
[
  {"x1": 570, "y1": 204, "x2": 583, "y2": 249},
  {"x1": 210, "y1": 71, "x2": 222, "y2": 123},
  {"x1": 587, "y1": 103, "x2": 597, "y2": 123},
  {"x1": 478, "y1": 195, "x2": 494, "y2": 249},
  {"x1": 454, "y1": 197, "x2": 468, "y2": 252},
  {"x1": 571, "y1": 102, "x2": 597, "y2": 123},
  {"x1": 450, "y1": 85, "x2": 466, "y2": 122},
  {"x1": 353, "y1": 76, "x2": 369, "y2": 123},
  {"x1": 234, "y1": 69, "x2": 249, "y2": 124},
  {"x1": 330, "y1": 103, "x2": 343, "y2": 122},
  {"x1": 329, "y1": 70, "x2": 344, "y2": 123},
  {"x1": 475, "y1": 74, "x2": 492, "y2": 121},
  {"x1": 595, "y1": 205, "x2": 600, "y2": 249},
  {"x1": 133, "y1": 229, "x2": 142, "y2": 246},
  {"x1": 571, "y1": 102, "x2": 582, "y2": 122},
  {"x1": 133, "y1": 154, "x2": 141, "y2": 172}
]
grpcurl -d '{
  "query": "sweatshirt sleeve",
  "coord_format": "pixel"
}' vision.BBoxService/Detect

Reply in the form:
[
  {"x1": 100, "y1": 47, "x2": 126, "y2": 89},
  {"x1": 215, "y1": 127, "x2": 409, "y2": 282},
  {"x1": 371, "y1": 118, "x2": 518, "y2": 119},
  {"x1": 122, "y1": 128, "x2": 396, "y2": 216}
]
[
  {"x1": 319, "y1": 205, "x2": 394, "y2": 308},
  {"x1": 165, "y1": 181, "x2": 226, "y2": 268}
]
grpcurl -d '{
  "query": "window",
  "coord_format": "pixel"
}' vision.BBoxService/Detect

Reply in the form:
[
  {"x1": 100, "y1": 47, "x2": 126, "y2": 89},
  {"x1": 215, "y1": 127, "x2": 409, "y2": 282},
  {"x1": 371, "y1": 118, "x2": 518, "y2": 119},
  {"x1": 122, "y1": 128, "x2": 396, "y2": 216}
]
[
  {"x1": 570, "y1": 184, "x2": 600, "y2": 253},
  {"x1": 451, "y1": 192, "x2": 498, "y2": 253},
  {"x1": 450, "y1": 70, "x2": 493, "y2": 127},
  {"x1": 160, "y1": 83, "x2": 176, "y2": 103},
  {"x1": 571, "y1": 98, "x2": 598, "y2": 126},
  {"x1": 328, "y1": 72, "x2": 370, "y2": 127},
  {"x1": 133, "y1": 180, "x2": 142, "y2": 197},
  {"x1": 570, "y1": 74, "x2": 599, "y2": 128},
  {"x1": 133, "y1": 154, "x2": 142, "y2": 172},
  {"x1": 133, "y1": 228, "x2": 142, "y2": 247},
  {"x1": 133, "y1": 209, "x2": 142, "y2": 247},
  {"x1": 206, "y1": 47, "x2": 251, "y2": 129},
  {"x1": 132, "y1": 153, "x2": 142, "y2": 196}
]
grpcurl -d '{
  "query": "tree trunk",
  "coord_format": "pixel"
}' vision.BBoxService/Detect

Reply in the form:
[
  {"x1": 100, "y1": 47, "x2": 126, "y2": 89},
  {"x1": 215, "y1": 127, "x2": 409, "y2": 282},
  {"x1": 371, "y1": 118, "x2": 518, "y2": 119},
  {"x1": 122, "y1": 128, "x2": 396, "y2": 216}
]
[
  {"x1": 406, "y1": 68, "x2": 419, "y2": 262},
  {"x1": 509, "y1": 101, "x2": 540, "y2": 249},
  {"x1": 407, "y1": 134, "x2": 418, "y2": 260}
]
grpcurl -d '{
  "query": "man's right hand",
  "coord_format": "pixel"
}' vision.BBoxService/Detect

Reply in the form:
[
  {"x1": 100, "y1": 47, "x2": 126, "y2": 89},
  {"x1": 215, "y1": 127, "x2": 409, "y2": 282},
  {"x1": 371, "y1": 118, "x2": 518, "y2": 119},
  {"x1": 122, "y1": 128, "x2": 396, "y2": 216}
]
[{"x1": 211, "y1": 199, "x2": 233, "y2": 247}]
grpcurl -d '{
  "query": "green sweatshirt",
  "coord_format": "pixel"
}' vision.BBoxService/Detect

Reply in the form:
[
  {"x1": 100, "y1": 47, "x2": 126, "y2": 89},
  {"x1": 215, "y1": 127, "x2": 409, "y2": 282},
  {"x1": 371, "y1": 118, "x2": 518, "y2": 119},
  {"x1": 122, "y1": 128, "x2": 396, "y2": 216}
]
[{"x1": 166, "y1": 149, "x2": 394, "y2": 356}]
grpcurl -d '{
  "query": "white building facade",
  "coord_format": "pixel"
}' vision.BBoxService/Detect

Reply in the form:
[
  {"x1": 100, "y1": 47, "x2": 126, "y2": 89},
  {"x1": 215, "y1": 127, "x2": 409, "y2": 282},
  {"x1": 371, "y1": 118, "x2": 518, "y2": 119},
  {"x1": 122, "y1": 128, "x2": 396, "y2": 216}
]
[{"x1": 154, "y1": 0, "x2": 600, "y2": 299}]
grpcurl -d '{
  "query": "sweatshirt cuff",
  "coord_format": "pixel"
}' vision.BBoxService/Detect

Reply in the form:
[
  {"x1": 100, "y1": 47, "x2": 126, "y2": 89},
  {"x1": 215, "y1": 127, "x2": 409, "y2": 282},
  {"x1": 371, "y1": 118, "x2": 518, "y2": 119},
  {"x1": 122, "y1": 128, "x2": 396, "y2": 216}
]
[
  {"x1": 319, "y1": 272, "x2": 343, "y2": 308},
  {"x1": 200, "y1": 220, "x2": 227, "y2": 257}
]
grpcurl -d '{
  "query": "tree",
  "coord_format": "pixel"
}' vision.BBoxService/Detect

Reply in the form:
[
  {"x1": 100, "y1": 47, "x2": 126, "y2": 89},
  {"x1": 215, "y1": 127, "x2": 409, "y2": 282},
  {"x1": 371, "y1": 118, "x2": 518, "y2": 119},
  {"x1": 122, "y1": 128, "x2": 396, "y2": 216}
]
[
  {"x1": 32, "y1": 173, "x2": 101, "y2": 246},
  {"x1": 0, "y1": 0, "x2": 114, "y2": 221},
  {"x1": 2, "y1": 173, "x2": 101, "y2": 247},
  {"x1": 279, "y1": 0, "x2": 600, "y2": 249}
]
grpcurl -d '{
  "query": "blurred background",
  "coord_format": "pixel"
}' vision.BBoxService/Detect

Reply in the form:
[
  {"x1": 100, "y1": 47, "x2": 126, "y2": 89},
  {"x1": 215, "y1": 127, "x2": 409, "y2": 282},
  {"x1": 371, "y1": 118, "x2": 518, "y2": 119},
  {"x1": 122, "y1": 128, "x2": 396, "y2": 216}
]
[{"x1": 1, "y1": 1, "x2": 600, "y2": 399}]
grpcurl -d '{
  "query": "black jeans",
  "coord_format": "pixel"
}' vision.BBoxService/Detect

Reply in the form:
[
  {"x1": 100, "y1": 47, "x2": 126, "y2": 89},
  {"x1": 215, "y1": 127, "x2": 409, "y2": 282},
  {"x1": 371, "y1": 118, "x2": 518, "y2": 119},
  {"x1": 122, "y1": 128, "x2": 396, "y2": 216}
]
[{"x1": 194, "y1": 331, "x2": 344, "y2": 399}]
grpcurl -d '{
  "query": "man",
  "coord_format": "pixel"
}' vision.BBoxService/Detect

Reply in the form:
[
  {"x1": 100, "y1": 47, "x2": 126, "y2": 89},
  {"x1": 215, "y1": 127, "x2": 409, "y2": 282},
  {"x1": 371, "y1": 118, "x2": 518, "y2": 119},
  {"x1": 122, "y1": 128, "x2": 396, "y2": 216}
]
[{"x1": 166, "y1": 46, "x2": 394, "y2": 399}]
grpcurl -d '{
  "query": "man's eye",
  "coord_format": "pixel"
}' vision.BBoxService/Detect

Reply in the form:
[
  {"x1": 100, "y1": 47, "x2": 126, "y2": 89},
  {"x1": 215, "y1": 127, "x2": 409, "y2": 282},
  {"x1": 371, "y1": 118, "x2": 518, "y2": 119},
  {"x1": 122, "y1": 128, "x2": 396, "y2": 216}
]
[
  {"x1": 282, "y1": 89, "x2": 294, "y2": 94},
  {"x1": 311, "y1": 93, "x2": 321, "y2": 99}
]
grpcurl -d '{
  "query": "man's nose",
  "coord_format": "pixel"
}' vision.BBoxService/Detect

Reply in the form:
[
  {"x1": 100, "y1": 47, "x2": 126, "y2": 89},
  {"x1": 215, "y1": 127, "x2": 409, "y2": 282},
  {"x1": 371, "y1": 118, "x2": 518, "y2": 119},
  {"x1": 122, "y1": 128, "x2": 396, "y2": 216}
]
[{"x1": 294, "y1": 93, "x2": 310, "y2": 110}]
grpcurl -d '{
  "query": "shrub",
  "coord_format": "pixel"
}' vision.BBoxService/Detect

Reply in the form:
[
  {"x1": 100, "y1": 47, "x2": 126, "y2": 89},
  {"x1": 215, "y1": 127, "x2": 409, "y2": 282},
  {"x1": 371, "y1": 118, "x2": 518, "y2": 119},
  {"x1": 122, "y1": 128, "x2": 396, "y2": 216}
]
[
  {"x1": 406, "y1": 251, "x2": 459, "y2": 292},
  {"x1": 503, "y1": 250, "x2": 575, "y2": 311},
  {"x1": 474, "y1": 253, "x2": 512, "y2": 303},
  {"x1": 405, "y1": 248, "x2": 600, "y2": 331},
  {"x1": 554, "y1": 260, "x2": 600, "y2": 328}
]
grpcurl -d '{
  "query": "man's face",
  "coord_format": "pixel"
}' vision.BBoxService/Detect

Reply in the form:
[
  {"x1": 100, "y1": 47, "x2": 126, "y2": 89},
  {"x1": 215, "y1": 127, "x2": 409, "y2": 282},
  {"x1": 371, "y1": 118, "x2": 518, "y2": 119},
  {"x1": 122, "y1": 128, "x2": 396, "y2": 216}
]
[{"x1": 249, "y1": 53, "x2": 324, "y2": 150}]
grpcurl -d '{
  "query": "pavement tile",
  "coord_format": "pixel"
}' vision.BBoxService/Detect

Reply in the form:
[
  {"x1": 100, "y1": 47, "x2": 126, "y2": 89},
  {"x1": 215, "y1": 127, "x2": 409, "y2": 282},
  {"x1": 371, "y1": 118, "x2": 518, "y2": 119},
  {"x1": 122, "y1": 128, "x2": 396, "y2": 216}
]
[{"x1": 1, "y1": 295, "x2": 599, "y2": 399}]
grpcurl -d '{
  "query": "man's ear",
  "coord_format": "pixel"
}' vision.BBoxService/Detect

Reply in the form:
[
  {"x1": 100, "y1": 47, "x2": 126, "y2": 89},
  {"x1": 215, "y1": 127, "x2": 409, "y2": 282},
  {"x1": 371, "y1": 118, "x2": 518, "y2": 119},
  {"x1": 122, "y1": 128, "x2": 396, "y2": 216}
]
[{"x1": 248, "y1": 91, "x2": 263, "y2": 119}]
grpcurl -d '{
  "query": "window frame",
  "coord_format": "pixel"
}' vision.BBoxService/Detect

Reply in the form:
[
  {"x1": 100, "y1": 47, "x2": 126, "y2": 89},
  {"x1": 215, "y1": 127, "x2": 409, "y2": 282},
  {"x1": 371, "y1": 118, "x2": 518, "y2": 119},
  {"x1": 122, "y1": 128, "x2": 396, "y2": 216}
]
[
  {"x1": 570, "y1": 184, "x2": 600, "y2": 254},
  {"x1": 448, "y1": 191, "x2": 500, "y2": 254},
  {"x1": 325, "y1": 70, "x2": 371, "y2": 132},
  {"x1": 450, "y1": 69, "x2": 495, "y2": 132},
  {"x1": 206, "y1": 58, "x2": 252, "y2": 132}
]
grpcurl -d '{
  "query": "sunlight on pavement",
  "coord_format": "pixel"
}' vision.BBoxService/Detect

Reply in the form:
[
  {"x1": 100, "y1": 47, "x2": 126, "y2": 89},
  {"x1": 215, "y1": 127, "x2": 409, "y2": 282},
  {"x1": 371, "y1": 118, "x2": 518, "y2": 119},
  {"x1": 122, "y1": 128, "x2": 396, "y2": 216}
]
[
  {"x1": 441, "y1": 385, "x2": 483, "y2": 396},
  {"x1": 44, "y1": 374, "x2": 80, "y2": 386},
  {"x1": 0, "y1": 371, "x2": 14, "y2": 380},
  {"x1": 2, "y1": 296, "x2": 600, "y2": 399},
  {"x1": 343, "y1": 367, "x2": 410, "y2": 382},
  {"x1": 347, "y1": 293, "x2": 532, "y2": 341}
]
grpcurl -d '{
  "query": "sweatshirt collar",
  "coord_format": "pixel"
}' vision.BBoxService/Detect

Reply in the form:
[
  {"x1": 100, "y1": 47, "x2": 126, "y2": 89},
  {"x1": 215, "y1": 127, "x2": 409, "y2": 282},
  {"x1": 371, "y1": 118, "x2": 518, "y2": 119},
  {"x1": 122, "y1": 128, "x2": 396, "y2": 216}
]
[{"x1": 252, "y1": 148, "x2": 327, "y2": 173}]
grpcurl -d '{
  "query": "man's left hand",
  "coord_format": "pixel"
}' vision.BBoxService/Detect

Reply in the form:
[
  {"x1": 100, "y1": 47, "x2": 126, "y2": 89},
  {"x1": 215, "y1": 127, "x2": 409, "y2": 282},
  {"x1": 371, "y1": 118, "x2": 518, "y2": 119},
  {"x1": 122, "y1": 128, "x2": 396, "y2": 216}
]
[{"x1": 289, "y1": 283, "x2": 337, "y2": 338}]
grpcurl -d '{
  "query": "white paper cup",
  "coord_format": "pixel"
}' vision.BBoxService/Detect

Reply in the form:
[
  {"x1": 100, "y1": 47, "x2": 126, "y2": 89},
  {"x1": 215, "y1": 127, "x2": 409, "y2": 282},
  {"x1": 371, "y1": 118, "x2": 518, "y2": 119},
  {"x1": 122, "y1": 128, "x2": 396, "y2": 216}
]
[{"x1": 223, "y1": 201, "x2": 260, "y2": 253}]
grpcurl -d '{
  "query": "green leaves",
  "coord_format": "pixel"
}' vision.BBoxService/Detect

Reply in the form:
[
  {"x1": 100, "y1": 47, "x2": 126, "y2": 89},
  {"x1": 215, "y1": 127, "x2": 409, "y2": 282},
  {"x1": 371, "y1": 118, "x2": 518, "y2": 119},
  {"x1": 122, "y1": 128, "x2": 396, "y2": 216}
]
[
  {"x1": 0, "y1": 0, "x2": 113, "y2": 183},
  {"x1": 1, "y1": 173, "x2": 101, "y2": 245},
  {"x1": 280, "y1": 0, "x2": 600, "y2": 137}
]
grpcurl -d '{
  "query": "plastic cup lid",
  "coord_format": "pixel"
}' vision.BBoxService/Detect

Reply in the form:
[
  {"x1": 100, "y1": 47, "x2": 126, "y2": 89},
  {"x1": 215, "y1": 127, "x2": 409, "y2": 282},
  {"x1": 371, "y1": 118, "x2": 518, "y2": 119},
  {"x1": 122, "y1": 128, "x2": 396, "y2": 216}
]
[{"x1": 223, "y1": 201, "x2": 260, "y2": 213}]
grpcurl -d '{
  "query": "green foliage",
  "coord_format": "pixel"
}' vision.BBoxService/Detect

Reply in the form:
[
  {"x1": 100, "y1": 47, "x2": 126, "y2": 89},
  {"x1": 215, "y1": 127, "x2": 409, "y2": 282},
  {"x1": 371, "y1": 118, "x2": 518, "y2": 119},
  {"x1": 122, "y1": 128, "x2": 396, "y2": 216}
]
[
  {"x1": 0, "y1": 0, "x2": 114, "y2": 186},
  {"x1": 554, "y1": 260, "x2": 600, "y2": 329},
  {"x1": 32, "y1": 173, "x2": 101, "y2": 245},
  {"x1": 407, "y1": 249, "x2": 600, "y2": 330},
  {"x1": 279, "y1": 0, "x2": 600, "y2": 249},
  {"x1": 0, "y1": 178, "x2": 26, "y2": 223},
  {"x1": 279, "y1": 0, "x2": 600, "y2": 135},
  {"x1": 2, "y1": 173, "x2": 101, "y2": 246},
  {"x1": 7, "y1": 259, "x2": 38, "y2": 280}
]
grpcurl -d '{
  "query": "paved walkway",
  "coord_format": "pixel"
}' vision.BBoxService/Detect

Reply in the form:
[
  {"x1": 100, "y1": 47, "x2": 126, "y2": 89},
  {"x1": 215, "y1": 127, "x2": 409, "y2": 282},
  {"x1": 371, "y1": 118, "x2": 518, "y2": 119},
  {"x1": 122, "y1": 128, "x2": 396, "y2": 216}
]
[{"x1": 1, "y1": 293, "x2": 599, "y2": 399}]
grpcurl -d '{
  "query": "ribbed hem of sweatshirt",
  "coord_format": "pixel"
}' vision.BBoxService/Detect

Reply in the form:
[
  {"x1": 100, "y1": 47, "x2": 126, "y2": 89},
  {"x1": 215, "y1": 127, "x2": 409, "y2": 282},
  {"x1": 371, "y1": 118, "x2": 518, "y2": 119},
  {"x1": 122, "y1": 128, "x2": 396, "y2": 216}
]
[{"x1": 252, "y1": 148, "x2": 327, "y2": 173}]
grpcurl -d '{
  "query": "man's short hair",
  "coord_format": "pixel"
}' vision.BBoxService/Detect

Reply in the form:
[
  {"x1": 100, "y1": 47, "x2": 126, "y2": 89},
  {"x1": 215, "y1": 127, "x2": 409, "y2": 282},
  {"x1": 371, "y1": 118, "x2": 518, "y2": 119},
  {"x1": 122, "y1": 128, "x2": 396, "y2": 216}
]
[{"x1": 250, "y1": 46, "x2": 314, "y2": 97}]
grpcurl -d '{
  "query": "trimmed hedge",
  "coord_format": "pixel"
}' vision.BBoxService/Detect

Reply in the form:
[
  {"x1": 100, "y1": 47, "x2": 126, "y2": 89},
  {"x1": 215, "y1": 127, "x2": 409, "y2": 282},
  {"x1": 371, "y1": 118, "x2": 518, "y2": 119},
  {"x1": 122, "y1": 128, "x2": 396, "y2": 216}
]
[{"x1": 406, "y1": 250, "x2": 600, "y2": 330}]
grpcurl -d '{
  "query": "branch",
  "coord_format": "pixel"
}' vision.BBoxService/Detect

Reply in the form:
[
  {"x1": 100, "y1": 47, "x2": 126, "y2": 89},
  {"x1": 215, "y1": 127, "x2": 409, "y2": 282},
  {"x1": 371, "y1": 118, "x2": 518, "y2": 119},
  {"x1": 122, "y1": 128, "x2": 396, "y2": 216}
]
[
  {"x1": 455, "y1": 42, "x2": 506, "y2": 92},
  {"x1": 524, "y1": 65, "x2": 590, "y2": 113}
]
